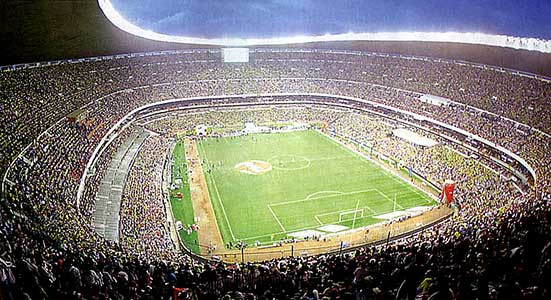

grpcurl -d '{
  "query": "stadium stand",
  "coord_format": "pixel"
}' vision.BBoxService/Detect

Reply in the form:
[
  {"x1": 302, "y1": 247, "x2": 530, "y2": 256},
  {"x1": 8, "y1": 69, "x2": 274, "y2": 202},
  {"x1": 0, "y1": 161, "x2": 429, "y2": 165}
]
[{"x1": 1, "y1": 49, "x2": 550, "y2": 299}]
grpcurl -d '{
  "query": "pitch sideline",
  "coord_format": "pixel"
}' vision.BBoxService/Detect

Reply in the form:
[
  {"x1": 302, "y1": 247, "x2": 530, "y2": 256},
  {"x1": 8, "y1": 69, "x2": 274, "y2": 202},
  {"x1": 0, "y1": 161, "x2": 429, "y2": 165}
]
[
  {"x1": 198, "y1": 141, "x2": 237, "y2": 241},
  {"x1": 267, "y1": 204, "x2": 287, "y2": 232}
]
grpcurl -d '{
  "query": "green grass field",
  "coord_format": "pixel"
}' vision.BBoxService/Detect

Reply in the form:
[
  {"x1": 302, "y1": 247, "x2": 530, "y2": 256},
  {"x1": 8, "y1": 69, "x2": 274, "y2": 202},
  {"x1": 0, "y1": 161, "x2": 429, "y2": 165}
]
[
  {"x1": 169, "y1": 143, "x2": 200, "y2": 254},
  {"x1": 176, "y1": 129, "x2": 436, "y2": 246}
]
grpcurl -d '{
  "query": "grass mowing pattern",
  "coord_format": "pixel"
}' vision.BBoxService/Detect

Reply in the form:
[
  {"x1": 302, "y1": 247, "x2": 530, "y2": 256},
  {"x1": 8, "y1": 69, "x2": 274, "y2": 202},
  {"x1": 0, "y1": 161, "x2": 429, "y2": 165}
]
[
  {"x1": 169, "y1": 142, "x2": 200, "y2": 254},
  {"x1": 188, "y1": 130, "x2": 435, "y2": 245}
]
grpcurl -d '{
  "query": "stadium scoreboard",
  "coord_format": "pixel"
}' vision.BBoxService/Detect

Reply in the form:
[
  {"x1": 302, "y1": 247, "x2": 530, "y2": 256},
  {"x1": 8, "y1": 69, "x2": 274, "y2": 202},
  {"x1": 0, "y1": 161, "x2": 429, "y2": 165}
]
[{"x1": 222, "y1": 48, "x2": 249, "y2": 63}]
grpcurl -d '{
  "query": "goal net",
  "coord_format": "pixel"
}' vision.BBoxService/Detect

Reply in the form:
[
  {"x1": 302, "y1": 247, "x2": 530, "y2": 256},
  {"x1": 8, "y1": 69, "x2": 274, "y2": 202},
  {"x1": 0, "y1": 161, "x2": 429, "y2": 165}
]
[{"x1": 339, "y1": 209, "x2": 364, "y2": 222}]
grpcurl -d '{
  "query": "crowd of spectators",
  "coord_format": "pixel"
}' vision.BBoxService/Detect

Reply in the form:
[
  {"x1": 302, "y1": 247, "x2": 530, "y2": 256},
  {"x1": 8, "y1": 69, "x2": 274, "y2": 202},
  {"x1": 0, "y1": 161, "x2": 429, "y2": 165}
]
[
  {"x1": 119, "y1": 135, "x2": 176, "y2": 261},
  {"x1": 1, "y1": 49, "x2": 551, "y2": 299},
  {"x1": 328, "y1": 111, "x2": 524, "y2": 242},
  {"x1": 142, "y1": 106, "x2": 341, "y2": 136},
  {"x1": 2, "y1": 49, "x2": 551, "y2": 175}
]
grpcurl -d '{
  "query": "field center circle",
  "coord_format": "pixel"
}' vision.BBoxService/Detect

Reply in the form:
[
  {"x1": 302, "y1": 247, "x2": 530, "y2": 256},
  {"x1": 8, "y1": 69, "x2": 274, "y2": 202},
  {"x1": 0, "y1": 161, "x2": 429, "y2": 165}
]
[{"x1": 268, "y1": 155, "x2": 311, "y2": 171}]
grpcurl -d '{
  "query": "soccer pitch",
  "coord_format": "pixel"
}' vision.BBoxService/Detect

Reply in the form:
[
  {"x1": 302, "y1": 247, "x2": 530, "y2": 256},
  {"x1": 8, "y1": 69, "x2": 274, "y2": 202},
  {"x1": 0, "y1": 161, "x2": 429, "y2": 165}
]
[{"x1": 188, "y1": 130, "x2": 436, "y2": 245}]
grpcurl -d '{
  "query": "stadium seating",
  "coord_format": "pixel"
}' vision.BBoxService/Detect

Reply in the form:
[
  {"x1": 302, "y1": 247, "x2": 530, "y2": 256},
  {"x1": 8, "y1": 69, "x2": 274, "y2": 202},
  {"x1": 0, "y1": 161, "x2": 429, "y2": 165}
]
[{"x1": 1, "y1": 49, "x2": 550, "y2": 299}]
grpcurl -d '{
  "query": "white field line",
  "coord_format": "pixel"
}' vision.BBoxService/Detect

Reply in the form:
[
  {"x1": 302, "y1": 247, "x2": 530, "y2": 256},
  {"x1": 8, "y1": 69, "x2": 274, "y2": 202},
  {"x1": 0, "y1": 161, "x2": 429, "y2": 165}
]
[
  {"x1": 406, "y1": 185, "x2": 433, "y2": 203},
  {"x1": 240, "y1": 203, "x2": 397, "y2": 242},
  {"x1": 351, "y1": 199, "x2": 361, "y2": 229},
  {"x1": 389, "y1": 181, "x2": 434, "y2": 203},
  {"x1": 241, "y1": 199, "x2": 423, "y2": 242},
  {"x1": 240, "y1": 213, "x2": 380, "y2": 242},
  {"x1": 239, "y1": 224, "x2": 342, "y2": 242},
  {"x1": 271, "y1": 188, "x2": 377, "y2": 206},
  {"x1": 242, "y1": 202, "x2": 379, "y2": 241},
  {"x1": 198, "y1": 142, "x2": 237, "y2": 241},
  {"x1": 374, "y1": 188, "x2": 405, "y2": 210},
  {"x1": 306, "y1": 190, "x2": 345, "y2": 200},
  {"x1": 412, "y1": 188, "x2": 434, "y2": 204},
  {"x1": 267, "y1": 153, "x2": 356, "y2": 165},
  {"x1": 298, "y1": 154, "x2": 357, "y2": 163},
  {"x1": 199, "y1": 136, "x2": 364, "y2": 241},
  {"x1": 316, "y1": 206, "x2": 374, "y2": 218},
  {"x1": 238, "y1": 230, "x2": 286, "y2": 242},
  {"x1": 364, "y1": 205, "x2": 377, "y2": 214},
  {"x1": 398, "y1": 195, "x2": 428, "y2": 207},
  {"x1": 314, "y1": 215, "x2": 323, "y2": 225},
  {"x1": 267, "y1": 204, "x2": 287, "y2": 232},
  {"x1": 387, "y1": 175, "x2": 435, "y2": 204}
]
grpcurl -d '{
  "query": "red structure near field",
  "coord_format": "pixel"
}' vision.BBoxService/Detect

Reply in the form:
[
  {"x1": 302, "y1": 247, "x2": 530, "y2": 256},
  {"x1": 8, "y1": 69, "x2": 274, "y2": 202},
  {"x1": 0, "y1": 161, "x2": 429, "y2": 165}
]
[{"x1": 441, "y1": 179, "x2": 455, "y2": 205}]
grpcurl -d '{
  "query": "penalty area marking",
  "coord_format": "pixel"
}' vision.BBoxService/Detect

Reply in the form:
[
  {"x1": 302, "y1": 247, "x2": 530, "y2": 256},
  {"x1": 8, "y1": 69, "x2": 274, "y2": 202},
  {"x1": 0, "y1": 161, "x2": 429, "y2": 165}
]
[
  {"x1": 271, "y1": 189, "x2": 377, "y2": 207},
  {"x1": 271, "y1": 189, "x2": 378, "y2": 227},
  {"x1": 305, "y1": 190, "x2": 345, "y2": 200},
  {"x1": 239, "y1": 203, "x2": 429, "y2": 242}
]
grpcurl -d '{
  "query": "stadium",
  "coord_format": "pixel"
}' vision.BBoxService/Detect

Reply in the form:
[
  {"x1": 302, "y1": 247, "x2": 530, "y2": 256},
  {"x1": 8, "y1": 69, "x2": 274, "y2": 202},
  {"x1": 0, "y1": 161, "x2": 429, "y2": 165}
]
[{"x1": 1, "y1": 1, "x2": 551, "y2": 299}]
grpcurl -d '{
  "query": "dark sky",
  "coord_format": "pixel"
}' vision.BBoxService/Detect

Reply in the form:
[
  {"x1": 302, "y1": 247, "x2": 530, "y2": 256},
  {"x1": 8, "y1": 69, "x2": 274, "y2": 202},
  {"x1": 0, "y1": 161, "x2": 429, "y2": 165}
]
[{"x1": 110, "y1": 0, "x2": 551, "y2": 40}]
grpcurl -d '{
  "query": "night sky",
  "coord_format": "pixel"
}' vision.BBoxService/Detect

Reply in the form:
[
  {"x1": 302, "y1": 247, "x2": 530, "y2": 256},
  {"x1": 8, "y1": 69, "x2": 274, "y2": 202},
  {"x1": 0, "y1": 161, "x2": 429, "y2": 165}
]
[{"x1": 110, "y1": 0, "x2": 551, "y2": 40}]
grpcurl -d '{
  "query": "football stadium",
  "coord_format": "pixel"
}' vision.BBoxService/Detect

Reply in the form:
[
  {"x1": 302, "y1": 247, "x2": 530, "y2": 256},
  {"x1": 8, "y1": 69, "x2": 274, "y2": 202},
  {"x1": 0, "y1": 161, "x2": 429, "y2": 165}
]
[{"x1": 1, "y1": 1, "x2": 551, "y2": 299}]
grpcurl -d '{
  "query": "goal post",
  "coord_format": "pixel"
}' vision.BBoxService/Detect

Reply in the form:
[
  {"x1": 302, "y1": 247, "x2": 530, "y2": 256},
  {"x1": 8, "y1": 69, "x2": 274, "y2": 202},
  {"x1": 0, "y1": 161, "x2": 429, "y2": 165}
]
[{"x1": 338, "y1": 208, "x2": 364, "y2": 222}]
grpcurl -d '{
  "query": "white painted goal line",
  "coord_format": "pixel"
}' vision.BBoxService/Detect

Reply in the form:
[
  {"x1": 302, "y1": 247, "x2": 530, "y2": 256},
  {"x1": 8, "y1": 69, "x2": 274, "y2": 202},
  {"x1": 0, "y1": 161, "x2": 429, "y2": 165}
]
[{"x1": 237, "y1": 202, "x2": 425, "y2": 242}]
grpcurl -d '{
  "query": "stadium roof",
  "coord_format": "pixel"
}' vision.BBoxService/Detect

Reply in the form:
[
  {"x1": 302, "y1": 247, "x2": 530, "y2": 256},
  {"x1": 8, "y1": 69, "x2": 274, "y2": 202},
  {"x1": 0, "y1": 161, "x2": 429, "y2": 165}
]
[
  {"x1": 0, "y1": 1, "x2": 550, "y2": 77},
  {"x1": 99, "y1": 0, "x2": 551, "y2": 53},
  {"x1": 393, "y1": 128, "x2": 439, "y2": 148}
]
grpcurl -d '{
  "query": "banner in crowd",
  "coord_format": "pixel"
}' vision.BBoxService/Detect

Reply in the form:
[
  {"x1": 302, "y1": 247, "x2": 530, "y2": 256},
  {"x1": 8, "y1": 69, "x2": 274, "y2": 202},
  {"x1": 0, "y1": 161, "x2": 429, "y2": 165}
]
[{"x1": 441, "y1": 179, "x2": 455, "y2": 204}]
